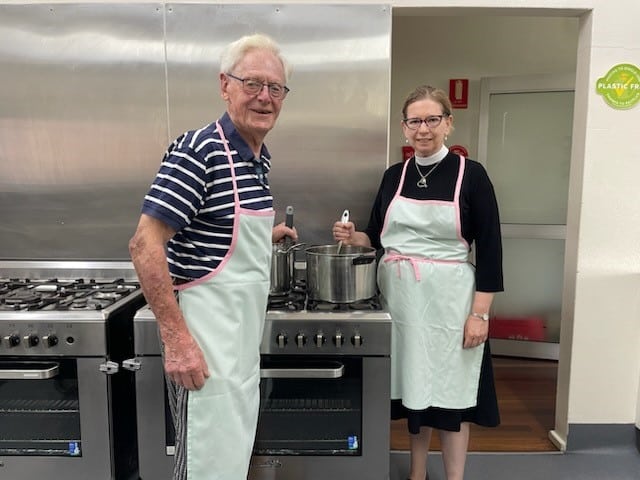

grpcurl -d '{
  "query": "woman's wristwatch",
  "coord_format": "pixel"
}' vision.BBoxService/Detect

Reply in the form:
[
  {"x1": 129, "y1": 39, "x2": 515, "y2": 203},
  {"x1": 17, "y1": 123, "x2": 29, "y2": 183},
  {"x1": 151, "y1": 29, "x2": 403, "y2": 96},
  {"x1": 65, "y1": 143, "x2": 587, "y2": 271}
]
[{"x1": 471, "y1": 312, "x2": 490, "y2": 321}]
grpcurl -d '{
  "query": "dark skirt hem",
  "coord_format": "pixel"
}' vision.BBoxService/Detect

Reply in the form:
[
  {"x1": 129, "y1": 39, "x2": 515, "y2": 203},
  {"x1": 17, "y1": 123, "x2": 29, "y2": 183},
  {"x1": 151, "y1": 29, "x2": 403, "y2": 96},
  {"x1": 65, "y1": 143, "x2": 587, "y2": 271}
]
[{"x1": 391, "y1": 341, "x2": 500, "y2": 434}]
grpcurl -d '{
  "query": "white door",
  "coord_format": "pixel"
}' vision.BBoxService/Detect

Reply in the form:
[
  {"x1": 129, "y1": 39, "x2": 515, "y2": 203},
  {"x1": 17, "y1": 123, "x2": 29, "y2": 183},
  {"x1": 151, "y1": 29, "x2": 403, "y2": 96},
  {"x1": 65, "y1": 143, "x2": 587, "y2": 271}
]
[{"x1": 477, "y1": 73, "x2": 575, "y2": 360}]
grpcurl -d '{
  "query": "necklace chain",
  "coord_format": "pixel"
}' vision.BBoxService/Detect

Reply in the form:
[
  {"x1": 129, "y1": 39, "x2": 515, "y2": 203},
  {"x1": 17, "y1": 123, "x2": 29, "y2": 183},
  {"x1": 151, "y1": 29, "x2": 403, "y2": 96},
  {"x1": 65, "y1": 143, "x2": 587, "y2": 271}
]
[{"x1": 415, "y1": 159, "x2": 441, "y2": 188}]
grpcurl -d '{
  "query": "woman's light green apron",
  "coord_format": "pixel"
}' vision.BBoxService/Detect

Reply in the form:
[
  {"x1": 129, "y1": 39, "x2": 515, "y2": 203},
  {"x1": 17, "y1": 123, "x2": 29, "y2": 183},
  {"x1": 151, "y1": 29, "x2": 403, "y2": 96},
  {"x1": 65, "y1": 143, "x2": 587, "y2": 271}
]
[
  {"x1": 175, "y1": 122, "x2": 274, "y2": 479},
  {"x1": 378, "y1": 156, "x2": 483, "y2": 410}
]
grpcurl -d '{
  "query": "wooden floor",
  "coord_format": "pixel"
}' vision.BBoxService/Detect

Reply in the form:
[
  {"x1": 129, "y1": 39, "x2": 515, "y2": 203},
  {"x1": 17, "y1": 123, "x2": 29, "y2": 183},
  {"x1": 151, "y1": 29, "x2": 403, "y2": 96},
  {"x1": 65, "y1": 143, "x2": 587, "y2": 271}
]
[{"x1": 390, "y1": 356, "x2": 559, "y2": 452}]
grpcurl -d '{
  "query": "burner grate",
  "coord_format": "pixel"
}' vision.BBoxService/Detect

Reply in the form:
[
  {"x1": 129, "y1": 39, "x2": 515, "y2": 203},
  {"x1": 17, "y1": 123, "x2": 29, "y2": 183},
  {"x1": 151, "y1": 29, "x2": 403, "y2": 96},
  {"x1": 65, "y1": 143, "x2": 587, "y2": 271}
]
[
  {"x1": 267, "y1": 281, "x2": 307, "y2": 311},
  {"x1": 306, "y1": 296, "x2": 381, "y2": 312},
  {"x1": 0, "y1": 278, "x2": 140, "y2": 311},
  {"x1": 267, "y1": 280, "x2": 383, "y2": 312}
]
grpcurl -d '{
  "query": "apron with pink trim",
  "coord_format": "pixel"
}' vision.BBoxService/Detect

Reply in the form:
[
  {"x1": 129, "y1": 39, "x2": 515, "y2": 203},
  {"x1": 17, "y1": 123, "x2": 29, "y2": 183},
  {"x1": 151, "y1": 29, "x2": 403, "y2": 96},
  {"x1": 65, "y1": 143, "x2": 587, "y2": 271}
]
[
  {"x1": 175, "y1": 122, "x2": 274, "y2": 479},
  {"x1": 378, "y1": 156, "x2": 483, "y2": 410}
]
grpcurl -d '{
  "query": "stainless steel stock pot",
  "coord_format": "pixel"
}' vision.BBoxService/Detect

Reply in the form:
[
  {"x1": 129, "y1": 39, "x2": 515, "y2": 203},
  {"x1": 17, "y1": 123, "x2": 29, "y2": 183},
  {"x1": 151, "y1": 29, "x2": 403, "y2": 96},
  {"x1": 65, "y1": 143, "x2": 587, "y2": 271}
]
[{"x1": 305, "y1": 245, "x2": 377, "y2": 303}]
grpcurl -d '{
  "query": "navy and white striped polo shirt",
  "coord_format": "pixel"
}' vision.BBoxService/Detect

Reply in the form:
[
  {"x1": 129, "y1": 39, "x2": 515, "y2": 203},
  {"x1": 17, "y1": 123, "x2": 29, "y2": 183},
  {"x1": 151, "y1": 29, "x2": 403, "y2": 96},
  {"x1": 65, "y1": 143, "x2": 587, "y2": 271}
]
[{"x1": 141, "y1": 112, "x2": 273, "y2": 280}]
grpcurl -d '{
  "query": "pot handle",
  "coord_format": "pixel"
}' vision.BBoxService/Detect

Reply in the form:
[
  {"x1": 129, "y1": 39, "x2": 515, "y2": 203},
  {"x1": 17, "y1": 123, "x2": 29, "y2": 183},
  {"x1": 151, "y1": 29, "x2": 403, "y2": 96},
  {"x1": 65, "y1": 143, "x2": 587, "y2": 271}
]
[
  {"x1": 275, "y1": 242, "x2": 307, "y2": 254},
  {"x1": 352, "y1": 255, "x2": 375, "y2": 266}
]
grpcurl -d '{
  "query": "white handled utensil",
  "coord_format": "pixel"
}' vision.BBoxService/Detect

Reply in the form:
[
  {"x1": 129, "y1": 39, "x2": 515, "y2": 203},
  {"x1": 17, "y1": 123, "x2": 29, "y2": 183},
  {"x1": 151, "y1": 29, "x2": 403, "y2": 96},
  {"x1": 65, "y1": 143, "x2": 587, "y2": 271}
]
[{"x1": 336, "y1": 209, "x2": 350, "y2": 254}]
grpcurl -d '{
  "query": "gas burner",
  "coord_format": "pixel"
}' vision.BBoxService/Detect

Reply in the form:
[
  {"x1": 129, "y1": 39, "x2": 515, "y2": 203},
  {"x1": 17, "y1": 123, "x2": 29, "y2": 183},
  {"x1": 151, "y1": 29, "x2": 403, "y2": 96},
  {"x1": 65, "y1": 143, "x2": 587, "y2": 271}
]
[
  {"x1": 93, "y1": 292, "x2": 124, "y2": 300},
  {"x1": 267, "y1": 280, "x2": 308, "y2": 311},
  {"x1": 4, "y1": 290, "x2": 42, "y2": 306},
  {"x1": 268, "y1": 290, "x2": 306, "y2": 312},
  {"x1": 70, "y1": 297, "x2": 91, "y2": 310},
  {"x1": 306, "y1": 296, "x2": 381, "y2": 312}
]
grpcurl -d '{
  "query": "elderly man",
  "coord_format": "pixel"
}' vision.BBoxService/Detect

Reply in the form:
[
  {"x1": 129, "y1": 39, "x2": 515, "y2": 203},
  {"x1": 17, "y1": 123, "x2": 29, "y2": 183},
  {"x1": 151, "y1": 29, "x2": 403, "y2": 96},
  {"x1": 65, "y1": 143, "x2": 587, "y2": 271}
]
[{"x1": 129, "y1": 33, "x2": 296, "y2": 480}]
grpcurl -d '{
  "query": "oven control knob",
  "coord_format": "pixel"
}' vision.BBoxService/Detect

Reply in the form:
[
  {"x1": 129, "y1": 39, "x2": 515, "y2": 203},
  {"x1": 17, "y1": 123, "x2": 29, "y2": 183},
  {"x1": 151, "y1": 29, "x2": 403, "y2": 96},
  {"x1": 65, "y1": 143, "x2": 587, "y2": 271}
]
[
  {"x1": 295, "y1": 333, "x2": 306, "y2": 348},
  {"x1": 333, "y1": 333, "x2": 343, "y2": 348},
  {"x1": 314, "y1": 333, "x2": 325, "y2": 347},
  {"x1": 351, "y1": 334, "x2": 363, "y2": 348},
  {"x1": 42, "y1": 334, "x2": 59, "y2": 348},
  {"x1": 4, "y1": 334, "x2": 20, "y2": 348},
  {"x1": 24, "y1": 334, "x2": 40, "y2": 348},
  {"x1": 276, "y1": 333, "x2": 287, "y2": 349}
]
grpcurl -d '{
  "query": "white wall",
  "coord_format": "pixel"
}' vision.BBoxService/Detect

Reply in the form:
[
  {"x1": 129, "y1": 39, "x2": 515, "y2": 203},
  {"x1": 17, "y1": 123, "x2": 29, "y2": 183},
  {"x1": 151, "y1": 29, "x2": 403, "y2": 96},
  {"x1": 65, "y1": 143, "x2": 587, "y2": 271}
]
[
  {"x1": 5, "y1": 0, "x2": 640, "y2": 449},
  {"x1": 563, "y1": 1, "x2": 640, "y2": 433}
]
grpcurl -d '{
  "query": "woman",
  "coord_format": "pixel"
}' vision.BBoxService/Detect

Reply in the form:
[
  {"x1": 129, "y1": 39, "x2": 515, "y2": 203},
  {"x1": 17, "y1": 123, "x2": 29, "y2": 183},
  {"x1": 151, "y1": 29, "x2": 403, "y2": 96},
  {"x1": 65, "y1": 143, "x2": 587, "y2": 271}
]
[{"x1": 333, "y1": 85, "x2": 503, "y2": 480}]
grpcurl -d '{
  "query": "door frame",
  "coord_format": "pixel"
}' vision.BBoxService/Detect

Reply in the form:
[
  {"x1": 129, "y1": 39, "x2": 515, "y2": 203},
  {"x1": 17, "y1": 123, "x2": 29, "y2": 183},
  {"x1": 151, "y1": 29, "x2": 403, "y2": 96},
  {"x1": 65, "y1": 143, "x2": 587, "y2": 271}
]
[{"x1": 476, "y1": 73, "x2": 575, "y2": 360}]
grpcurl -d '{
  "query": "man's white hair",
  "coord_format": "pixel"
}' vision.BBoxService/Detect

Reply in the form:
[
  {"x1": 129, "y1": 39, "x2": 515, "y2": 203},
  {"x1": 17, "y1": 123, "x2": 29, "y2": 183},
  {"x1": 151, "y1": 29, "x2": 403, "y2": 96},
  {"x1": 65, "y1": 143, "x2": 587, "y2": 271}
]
[{"x1": 220, "y1": 33, "x2": 291, "y2": 82}]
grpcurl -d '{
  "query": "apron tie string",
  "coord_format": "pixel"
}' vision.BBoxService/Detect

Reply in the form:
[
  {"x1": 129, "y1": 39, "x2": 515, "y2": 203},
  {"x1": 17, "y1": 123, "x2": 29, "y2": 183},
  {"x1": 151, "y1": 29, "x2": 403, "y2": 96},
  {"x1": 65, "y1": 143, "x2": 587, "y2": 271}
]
[
  {"x1": 383, "y1": 254, "x2": 468, "y2": 281},
  {"x1": 383, "y1": 254, "x2": 428, "y2": 281}
]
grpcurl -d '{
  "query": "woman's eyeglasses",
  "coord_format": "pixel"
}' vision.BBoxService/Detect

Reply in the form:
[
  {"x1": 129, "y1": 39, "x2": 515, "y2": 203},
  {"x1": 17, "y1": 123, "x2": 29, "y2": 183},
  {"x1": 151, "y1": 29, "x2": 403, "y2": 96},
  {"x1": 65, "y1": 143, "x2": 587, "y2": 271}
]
[{"x1": 403, "y1": 115, "x2": 449, "y2": 130}]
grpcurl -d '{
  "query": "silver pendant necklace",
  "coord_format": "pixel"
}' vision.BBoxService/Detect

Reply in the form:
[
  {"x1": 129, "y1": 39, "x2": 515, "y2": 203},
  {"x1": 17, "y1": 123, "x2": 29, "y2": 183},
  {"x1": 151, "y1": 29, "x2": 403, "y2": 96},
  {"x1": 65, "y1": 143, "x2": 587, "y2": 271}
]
[{"x1": 415, "y1": 159, "x2": 441, "y2": 188}]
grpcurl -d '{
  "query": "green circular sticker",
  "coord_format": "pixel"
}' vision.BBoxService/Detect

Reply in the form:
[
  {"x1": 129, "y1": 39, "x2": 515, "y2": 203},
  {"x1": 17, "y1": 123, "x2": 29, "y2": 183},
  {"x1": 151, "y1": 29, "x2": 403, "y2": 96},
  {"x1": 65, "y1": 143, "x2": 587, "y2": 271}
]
[{"x1": 596, "y1": 63, "x2": 640, "y2": 109}]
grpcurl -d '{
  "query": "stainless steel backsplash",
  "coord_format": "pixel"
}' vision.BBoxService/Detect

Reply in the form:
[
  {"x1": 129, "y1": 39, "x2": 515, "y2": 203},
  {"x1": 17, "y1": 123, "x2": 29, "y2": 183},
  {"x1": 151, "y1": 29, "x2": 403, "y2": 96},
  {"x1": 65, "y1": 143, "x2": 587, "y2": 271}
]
[{"x1": 0, "y1": 3, "x2": 391, "y2": 260}]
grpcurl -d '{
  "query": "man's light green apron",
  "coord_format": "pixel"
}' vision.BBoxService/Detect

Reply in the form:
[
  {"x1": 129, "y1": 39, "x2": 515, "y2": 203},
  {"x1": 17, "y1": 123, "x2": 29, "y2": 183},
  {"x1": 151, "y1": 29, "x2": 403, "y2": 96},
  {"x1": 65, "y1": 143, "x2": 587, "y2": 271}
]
[
  {"x1": 378, "y1": 156, "x2": 483, "y2": 411},
  {"x1": 175, "y1": 122, "x2": 274, "y2": 479}
]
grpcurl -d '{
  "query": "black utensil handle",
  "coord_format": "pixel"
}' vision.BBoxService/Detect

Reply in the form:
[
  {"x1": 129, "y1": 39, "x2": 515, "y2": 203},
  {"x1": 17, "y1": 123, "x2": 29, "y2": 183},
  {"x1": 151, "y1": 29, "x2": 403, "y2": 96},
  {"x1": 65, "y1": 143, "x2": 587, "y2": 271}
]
[
  {"x1": 352, "y1": 255, "x2": 375, "y2": 266},
  {"x1": 285, "y1": 205, "x2": 294, "y2": 228}
]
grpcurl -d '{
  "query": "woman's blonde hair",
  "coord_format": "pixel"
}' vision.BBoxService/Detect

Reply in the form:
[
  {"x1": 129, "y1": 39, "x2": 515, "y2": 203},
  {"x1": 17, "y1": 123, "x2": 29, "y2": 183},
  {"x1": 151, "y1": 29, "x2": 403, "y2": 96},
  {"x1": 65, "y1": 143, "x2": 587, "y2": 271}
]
[{"x1": 401, "y1": 85, "x2": 452, "y2": 119}]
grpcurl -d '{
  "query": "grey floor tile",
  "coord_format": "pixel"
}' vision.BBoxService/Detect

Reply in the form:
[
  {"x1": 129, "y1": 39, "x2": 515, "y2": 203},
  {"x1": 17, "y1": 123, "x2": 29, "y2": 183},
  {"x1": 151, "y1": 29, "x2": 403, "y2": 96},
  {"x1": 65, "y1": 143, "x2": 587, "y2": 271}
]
[{"x1": 390, "y1": 448, "x2": 640, "y2": 480}]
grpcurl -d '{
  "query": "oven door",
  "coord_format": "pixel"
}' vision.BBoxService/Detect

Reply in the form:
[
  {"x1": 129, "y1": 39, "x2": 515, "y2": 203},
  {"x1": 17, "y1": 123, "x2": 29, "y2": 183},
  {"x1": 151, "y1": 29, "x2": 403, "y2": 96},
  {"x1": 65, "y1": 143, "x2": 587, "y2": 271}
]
[
  {"x1": 0, "y1": 357, "x2": 113, "y2": 479},
  {"x1": 139, "y1": 357, "x2": 364, "y2": 457},
  {"x1": 250, "y1": 355, "x2": 390, "y2": 480},
  {"x1": 255, "y1": 356, "x2": 362, "y2": 456}
]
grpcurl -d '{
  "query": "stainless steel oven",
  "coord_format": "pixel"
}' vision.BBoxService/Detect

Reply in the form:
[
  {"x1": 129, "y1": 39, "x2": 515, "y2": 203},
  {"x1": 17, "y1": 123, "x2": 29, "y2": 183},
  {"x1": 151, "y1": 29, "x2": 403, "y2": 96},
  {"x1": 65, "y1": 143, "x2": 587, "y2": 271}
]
[
  {"x1": 250, "y1": 309, "x2": 391, "y2": 480},
  {"x1": 0, "y1": 261, "x2": 144, "y2": 480},
  {"x1": 131, "y1": 289, "x2": 391, "y2": 480}
]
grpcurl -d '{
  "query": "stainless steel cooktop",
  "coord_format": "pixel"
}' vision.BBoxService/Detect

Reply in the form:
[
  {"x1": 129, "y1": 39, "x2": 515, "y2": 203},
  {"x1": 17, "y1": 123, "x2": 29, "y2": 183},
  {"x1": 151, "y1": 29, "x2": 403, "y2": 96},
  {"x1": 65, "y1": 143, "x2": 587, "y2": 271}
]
[{"x1": 0, "y1": 261, "x2": 143, "y2": 356}]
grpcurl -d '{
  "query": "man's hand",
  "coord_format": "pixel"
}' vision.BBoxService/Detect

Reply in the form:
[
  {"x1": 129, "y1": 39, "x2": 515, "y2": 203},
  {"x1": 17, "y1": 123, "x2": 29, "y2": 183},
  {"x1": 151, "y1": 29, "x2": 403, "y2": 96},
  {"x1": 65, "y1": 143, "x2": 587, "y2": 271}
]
[
  {"x1": 272, "y1": 222, "x2": 298, "y2": 243},
  {"x1": 163, "y1": 331, "x2": 210, "y2": 390}
]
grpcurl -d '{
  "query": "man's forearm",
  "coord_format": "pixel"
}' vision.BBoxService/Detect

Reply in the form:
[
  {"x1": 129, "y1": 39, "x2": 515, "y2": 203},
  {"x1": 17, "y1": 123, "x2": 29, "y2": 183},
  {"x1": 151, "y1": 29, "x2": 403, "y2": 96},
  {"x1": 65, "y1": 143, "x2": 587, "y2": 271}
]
[{"x1": 130, "y1": 235, "x2": 187, "y2": 342}]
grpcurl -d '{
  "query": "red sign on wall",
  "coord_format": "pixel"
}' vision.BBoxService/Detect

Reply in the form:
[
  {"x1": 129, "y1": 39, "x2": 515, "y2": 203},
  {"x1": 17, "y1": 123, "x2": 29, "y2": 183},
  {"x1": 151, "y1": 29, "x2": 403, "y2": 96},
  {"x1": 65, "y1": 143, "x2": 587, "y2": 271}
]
[
  {"x1": 449, "y1": 79, "x2": 469, "y2": 109},
  {"x1": 449, "y1": 144, "x2": 469, "y2": 157},
  {"x1": 402, "y1": 146, "x2": 415, "y2": 161}
]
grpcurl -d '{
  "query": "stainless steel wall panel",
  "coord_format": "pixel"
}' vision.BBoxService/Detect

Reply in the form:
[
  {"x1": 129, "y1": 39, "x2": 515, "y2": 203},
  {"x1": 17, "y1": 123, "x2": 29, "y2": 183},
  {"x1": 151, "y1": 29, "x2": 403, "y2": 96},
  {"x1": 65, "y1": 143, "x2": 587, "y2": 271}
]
[
  {"x1": 164, "y1": 4, "x2": 391, "y2": 247},
  {"x1": 0, "y1": 4, "x2": 167, "y2": 260},
  {"x1": 0, "y1": 3, "x2": 391, "y2": 260}
]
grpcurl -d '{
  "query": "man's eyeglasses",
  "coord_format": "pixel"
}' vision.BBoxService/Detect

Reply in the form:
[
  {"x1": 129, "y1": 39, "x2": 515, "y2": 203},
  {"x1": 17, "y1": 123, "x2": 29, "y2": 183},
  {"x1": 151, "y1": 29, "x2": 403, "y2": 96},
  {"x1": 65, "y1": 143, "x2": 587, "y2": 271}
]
[
  {"x1": 226, "y1": 73, "x2": 290, "y2": 99},
  {"x1": 403, "y1": 115, "x2": 449, "y2": 130}
]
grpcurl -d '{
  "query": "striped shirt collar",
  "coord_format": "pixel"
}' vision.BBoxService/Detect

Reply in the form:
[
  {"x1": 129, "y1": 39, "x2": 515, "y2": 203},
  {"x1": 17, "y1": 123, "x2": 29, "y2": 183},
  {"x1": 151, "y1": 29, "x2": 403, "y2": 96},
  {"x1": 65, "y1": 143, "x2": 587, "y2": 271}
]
[{"x1": 219, "y1": 112, "x2": 272, "y2": 171}]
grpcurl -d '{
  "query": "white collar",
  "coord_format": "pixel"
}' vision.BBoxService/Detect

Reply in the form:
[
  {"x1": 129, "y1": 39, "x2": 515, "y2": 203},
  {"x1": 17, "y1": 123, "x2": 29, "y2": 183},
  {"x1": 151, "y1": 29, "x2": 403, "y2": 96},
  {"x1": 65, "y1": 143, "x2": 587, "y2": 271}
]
[{"x1": 415, "y1": 145, "x2": 449, "y2": 166}]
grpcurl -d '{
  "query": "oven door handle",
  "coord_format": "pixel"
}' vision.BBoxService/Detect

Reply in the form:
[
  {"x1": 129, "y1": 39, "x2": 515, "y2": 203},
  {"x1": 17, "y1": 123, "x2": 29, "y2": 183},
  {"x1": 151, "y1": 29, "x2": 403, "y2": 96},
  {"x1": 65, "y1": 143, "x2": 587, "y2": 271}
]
[
  {"x1": 0, "y1": 363, "x2": 59, "y2": 379},
  {"x1": 260, "y1": 364, "x2": 344, "y2": 379}
]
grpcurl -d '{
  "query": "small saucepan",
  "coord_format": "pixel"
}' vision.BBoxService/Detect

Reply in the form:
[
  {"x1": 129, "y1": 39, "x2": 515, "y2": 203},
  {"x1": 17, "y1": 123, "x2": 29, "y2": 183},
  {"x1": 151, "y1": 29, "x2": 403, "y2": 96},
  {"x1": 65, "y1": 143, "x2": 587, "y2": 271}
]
[{"x1": 270, "y1": 242, "x2": 305, "y2": 295}]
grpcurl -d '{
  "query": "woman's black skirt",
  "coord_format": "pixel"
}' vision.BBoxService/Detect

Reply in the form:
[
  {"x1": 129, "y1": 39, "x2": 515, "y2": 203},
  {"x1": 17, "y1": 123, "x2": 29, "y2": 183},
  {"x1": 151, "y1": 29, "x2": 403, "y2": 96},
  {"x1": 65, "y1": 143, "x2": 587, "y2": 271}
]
[{"x1": 391, "y1": 341, "x2": 500, "y2": 434}]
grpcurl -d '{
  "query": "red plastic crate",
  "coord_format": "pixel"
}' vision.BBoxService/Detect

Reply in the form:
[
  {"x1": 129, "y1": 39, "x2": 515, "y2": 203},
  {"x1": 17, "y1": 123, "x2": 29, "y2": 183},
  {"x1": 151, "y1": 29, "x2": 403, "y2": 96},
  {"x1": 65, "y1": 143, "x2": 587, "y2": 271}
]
[{"x1": 488, "y1": 316, "x2": 546, "y2": 341}]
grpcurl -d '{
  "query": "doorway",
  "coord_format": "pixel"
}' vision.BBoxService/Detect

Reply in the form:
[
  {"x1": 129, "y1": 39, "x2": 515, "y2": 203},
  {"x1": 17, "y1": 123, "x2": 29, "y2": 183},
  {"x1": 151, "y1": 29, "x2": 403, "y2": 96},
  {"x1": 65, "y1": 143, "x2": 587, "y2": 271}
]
[{"x1": 477, "y1": 73, "x2": 575, "y2": 361}]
